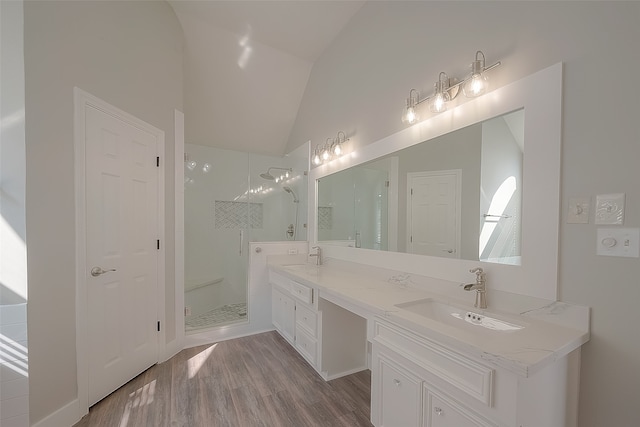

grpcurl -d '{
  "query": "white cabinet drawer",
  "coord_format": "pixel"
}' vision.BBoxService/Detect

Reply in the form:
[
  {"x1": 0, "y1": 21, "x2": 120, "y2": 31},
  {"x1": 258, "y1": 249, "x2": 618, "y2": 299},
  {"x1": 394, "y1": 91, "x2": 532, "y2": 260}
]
[
  {"x1": 295, "y1": 326, "x2": 317, "y2": 365},
  {"x1": 291, "y1": 280, "x2": 313, "y2": 305},
  {"x1": 425, "y1": 388, "x2": 496, "y2": 427},
  {"x1": 295, "y1": 303, "x2": 317, "y2": 337},
  {"x1": 374, "y1": 318, "x2": 493, "y2": 406}
]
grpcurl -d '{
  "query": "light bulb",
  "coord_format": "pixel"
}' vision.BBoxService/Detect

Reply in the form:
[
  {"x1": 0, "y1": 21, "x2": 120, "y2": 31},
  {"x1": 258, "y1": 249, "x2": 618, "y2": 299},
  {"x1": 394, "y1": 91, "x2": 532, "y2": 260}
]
[
  {"x1": 186, "y1": 160, "x2": 197, "y2": 171},
  {"x1": 430, "y1": 91, "x2": 449, "y2": 113},
  {"x1": 463, "y1": 73, "x2": 488, "y2": 98},
  {"x1": 401, "y1": 90, "x2": 419, "y2": 124},
  {"x1": 313, "y1": 152, "x2": 321, "y2": 165},
  {"x1": 430, "y1": 73, "x2": 451, "y2": 113},
  {"x1": 333, "y1": 143, "x2": 342, "y2": 156},
  {"x1": 285, "y1": 171, "x2": 290, "y2": 178},
  {"x1": 402, "y1": 105, "x2": 417, "y2": 124},
  {"x1": 322, "y1": 148, "x2": 330, "y2": 161},
  {"x1": 463, "y1": 51, "x2": 488, "y2": 98}
]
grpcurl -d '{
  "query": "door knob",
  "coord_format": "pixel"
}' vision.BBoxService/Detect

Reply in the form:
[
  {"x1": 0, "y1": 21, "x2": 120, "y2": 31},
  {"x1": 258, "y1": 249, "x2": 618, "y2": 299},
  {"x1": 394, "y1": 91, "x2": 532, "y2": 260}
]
[{"x1": 91, "y1": 267, "x2": 116, "y2": 277}]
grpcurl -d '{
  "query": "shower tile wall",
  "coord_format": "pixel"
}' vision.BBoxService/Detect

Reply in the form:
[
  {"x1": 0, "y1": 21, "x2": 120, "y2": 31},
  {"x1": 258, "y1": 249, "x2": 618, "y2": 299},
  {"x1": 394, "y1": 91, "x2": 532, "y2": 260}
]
[{"x1": 214, "y1": 201, "x2": 263, "y2": 229}]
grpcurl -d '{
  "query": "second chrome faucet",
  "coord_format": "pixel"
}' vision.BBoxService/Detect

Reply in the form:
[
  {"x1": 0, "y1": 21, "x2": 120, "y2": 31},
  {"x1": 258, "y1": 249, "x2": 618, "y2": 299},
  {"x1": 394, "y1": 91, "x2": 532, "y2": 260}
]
[
  {"x1": 309, "y1": 246, "x2": 322, "y2": 265},
  {"x1": 463, "y1": 267, "x2": 487, "y2": 309}
]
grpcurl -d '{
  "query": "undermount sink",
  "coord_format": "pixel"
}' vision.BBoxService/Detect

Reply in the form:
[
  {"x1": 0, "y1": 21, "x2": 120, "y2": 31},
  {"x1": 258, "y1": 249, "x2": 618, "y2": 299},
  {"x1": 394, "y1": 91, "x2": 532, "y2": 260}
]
[
  {"x1": 394, "y1": 298, "x2": 525, "y2": 333},
  {"x1": 283, "y1": 264, "x2": 320, "y2": 275}
]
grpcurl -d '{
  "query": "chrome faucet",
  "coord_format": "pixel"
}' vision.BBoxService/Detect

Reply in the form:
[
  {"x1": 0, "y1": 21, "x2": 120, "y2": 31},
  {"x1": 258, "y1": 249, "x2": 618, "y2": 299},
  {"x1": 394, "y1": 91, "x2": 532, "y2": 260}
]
[
  {"x1": 309, "y1": 246, "x2": 322, "y2": 265},
  {"x1": 463, "y1": 267, "x2": 487, "y2": 309}
]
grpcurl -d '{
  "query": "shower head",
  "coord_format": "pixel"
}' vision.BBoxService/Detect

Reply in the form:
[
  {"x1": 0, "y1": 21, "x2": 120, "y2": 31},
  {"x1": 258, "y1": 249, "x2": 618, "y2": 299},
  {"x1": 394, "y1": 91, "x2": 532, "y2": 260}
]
[
  {"x1": 260, "y1": 167, "x2": 292, "y2": 181},
  {"x1": 259, "y1": 172, "x2": 274, "y2": 180},
  {"x1": 283, "y1": 186, "x2": 299, "y2": 203}
]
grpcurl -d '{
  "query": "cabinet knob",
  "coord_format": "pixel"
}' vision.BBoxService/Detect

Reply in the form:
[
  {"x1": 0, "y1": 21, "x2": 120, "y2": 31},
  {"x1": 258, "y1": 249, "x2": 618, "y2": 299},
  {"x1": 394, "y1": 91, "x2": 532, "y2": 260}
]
[
  {"x1": 393, "y1": 379, "x2": 401, "y2": 387},
  {"x1": 434, "y1": 407, "x2": 443, "y2": 416}
]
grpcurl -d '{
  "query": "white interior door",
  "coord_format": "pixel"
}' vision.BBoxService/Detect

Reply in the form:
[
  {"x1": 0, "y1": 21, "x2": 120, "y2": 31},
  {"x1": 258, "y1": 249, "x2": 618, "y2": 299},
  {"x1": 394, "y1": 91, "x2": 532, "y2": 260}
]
[
  {"x1": 85, "y1": 104, "x2": 160, "y2": 406},
  {"x1": 407, "y1": 170, "x2": 461, "y2": 258}
]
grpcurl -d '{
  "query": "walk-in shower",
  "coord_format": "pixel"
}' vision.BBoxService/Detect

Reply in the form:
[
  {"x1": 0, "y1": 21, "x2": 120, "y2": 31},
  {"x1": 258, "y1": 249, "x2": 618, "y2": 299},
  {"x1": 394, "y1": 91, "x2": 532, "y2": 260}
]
[{"x1": 184, "y1": 146, "x2": 307, "y2": 332}]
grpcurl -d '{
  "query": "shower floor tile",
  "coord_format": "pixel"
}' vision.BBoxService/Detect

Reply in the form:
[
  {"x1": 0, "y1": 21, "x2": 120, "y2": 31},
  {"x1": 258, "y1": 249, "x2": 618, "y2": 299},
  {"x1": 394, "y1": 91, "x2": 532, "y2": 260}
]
[{"x1": 185, "y1": 302, "x2": 247, "y2": 331}]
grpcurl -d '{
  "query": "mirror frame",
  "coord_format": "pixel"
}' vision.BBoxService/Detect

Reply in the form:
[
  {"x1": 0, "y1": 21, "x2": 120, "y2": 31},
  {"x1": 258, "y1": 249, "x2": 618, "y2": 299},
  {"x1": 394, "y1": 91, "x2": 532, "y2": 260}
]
[{"x1": 308, "y1": 63, "x2": 562, "y2": 301}]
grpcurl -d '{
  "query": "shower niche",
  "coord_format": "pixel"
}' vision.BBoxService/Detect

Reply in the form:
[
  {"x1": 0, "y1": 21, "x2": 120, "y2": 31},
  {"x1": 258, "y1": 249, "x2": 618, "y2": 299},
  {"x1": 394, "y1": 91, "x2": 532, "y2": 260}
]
[{"x1": 184, "y1": 143, "x2": 308, "y2": 332}]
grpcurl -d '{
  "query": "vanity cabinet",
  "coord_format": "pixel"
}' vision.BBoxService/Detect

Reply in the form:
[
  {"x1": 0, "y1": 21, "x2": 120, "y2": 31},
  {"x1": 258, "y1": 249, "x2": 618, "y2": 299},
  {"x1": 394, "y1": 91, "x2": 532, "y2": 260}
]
[
  {"x1": 270, "y1": 271, "x2": 319, "y2": 367},
  {"x1": 269, "y1": 268, "x2": 368, "y2": 380},
  {"x1": 372, "y1": 316, "x2": 581, "y2": 427}
]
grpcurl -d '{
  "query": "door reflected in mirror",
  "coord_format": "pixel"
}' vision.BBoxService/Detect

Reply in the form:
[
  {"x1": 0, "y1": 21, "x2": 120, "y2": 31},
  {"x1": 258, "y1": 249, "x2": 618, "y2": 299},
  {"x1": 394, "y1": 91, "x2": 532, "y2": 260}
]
[{"x1": 316, "y1": 109, "x2": 523, "y2": 265}]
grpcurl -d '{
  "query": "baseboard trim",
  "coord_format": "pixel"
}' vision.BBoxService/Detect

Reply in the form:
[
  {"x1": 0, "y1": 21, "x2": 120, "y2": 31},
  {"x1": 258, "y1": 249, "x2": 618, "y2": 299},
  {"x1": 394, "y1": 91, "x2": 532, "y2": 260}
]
[{"x1": 32, "y1": 398, "x2": 82, "y2": 427}]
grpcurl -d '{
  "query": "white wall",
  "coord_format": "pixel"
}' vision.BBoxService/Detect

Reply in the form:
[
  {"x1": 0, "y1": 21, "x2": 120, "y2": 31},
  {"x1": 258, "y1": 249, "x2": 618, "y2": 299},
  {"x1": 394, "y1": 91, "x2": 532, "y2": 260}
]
[
  {"x1": 287, "y1": 2, "x2": 640, "y2": 426},
  {"x1": 1, "y1": 2, "x2": 29, "y2": 425},
  {"x1": 23, "y1": 1, "x2": 183, "y2": 424},
  {"x1": 0, "y1": 0, "x2": 27, "y2": 305}
]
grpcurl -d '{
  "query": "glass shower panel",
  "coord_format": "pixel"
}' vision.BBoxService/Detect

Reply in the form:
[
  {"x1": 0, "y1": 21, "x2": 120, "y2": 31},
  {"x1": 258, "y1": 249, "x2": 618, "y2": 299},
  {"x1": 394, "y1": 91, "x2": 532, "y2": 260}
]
[{"x1": 184, "y1": 144, "x2": 249, "y2": 331}]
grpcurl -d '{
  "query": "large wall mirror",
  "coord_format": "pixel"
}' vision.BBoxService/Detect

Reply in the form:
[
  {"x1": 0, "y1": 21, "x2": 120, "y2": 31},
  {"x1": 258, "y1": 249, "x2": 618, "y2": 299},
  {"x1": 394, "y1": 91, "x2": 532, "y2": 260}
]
[
  {"x1": 317, "y1": 109, "x2": 523, "y2": 265},
  {"x1": 309, "y1": 63, "x2": 562, "y2": 301}
]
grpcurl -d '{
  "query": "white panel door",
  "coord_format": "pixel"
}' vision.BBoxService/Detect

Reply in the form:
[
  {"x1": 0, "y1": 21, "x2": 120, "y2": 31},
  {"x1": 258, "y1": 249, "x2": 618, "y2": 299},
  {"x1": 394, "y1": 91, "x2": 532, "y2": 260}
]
[
  {"x1": 407, "y1": 171, "x2": 461, "y2": 258},
  {"x1": 85, "y1": 105, "x2": 159, "y2": 406}
]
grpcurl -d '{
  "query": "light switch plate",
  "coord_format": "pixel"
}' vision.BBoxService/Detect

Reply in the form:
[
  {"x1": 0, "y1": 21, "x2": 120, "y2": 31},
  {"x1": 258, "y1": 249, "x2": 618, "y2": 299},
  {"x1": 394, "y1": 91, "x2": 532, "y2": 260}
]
[
  {"x1": 596, "y1": 228, "x2": 639, "y2": 257},
  {"x1": 567, "y1": 197, "x2": 590, "y2": 224},
  {"x1": 595, "y1": 193, "x2": 625, "y2": 225}
]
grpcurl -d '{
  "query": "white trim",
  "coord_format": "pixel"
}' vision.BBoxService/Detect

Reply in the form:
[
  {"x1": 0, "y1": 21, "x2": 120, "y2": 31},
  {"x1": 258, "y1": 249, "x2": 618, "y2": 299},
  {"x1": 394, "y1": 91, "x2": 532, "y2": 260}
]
[
  {"x1": 31, "y1": 399, "x2": 79, "y2": 427},
  {"x1": 73, "y1": 88, "x2": 166, "y2": 418},
  {"x1": 310, "y1": 63, "x2": 562, "y2": 301},
  {"x1": 406, "y1": 169, "x2": 462, "y2": 258},
  {"x1": 166, "y1": 108, "x2": 185, "y2": 360}
]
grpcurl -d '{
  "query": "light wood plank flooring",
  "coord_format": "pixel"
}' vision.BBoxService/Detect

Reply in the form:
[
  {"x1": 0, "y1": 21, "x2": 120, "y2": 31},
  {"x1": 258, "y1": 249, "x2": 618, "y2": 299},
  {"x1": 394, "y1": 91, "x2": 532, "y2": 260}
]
[{"x1": 74, "y1": 331, "x2": 374, "y2": 427}]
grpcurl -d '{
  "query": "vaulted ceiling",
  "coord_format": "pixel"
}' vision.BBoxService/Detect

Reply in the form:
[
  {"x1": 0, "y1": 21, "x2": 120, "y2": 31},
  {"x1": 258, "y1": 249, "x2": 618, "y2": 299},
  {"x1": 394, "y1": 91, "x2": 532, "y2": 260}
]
[{"x1": 168, "y1": 1, "x2": 366, "y2": 156}]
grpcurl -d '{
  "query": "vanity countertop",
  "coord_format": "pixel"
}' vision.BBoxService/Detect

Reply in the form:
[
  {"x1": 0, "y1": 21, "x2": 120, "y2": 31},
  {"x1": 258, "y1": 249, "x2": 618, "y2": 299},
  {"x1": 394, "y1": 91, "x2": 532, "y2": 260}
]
[{"x1": 268, "y1": 258, "x2": 590, "y2": 378}]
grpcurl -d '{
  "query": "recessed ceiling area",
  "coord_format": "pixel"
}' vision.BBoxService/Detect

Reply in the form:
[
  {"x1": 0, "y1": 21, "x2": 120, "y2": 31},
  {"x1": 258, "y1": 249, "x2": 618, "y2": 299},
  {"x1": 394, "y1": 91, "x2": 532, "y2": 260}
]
[{"x1": 168, "y1": 1, "x2": 366, "y2": 156}]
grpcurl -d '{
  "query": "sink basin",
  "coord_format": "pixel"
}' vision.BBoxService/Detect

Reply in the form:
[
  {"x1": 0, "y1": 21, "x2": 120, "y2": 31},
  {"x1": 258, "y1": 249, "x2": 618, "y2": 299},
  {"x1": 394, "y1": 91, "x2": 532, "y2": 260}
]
[
  {"x1": 283, "y1": 264, "x2": 320, "y2": 275},
  {"x1": 394, "y1": 298, "x2": 525, "y2": 333}
]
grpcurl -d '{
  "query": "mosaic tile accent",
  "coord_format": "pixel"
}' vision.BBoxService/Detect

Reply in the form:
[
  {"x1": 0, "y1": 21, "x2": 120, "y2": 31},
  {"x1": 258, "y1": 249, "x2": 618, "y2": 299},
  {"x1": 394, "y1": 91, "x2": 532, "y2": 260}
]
[
  {"x1": 215, "y1": 201, "x2": 263, "y2": 229},
  {"x1": 318, "y1": 206, "x2": 333, "y2": 230},
  {"x1": 185, "y1": 303, "x2": 247, "y2": 330}
]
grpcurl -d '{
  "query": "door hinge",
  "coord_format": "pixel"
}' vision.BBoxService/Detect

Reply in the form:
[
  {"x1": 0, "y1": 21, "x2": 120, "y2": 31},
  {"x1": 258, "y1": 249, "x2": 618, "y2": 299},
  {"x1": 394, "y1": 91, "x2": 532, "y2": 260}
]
[
  {"x1": 385, "y1": 180, "x2": 390, "y2": 188},
  {"x1": 157, "y1": 239, "x2": 160, "y2": 250},
  {"x1": 410, "y1": 188, "x2": 413, "y2": 195},
  {"x1": 410, "y1": 235, "x2": 413, "y2": 243},
  {"x1": 157, "y1": 321, "x2": 161, "y2": 332},
  {"x1": 156, "y1": 156, "x2": 160, "y2": 167}
]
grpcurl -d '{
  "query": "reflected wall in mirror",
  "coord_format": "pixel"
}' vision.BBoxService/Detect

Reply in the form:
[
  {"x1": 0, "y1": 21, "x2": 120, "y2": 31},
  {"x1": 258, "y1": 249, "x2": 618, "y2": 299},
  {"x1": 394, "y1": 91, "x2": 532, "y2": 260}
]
[{"x1": 317, "y1": 109, "x2": 523, "y2": 265}]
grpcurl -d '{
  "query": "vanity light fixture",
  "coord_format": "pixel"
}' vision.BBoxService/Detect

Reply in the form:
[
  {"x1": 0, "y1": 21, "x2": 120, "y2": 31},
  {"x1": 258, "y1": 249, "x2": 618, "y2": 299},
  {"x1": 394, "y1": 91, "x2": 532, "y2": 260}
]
[
  {"x1": 313, "y1": 131, "x2": 350, "y2": 166},
  {"x1": 401, "y1": 89, "x2": 420, "y2": 124},
  {"x1": 400, "y1": 50, "x2": 501, "y2": 123},
  {"x1": 332, "y1": 131, "x2": 348, "y2": 156},
  {"x1": 462, "y1": 50, "x2": 492, "y2": 98},
  {"x1": 430, "y1": 72, "x2": 454, "y2": 113}
]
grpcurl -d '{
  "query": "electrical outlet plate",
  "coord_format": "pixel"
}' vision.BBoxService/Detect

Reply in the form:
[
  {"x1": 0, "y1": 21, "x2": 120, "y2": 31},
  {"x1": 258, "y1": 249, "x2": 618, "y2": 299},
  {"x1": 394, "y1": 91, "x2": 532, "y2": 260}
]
[
  {"x1": 595, "y1": 193, "x2": 625, "y2": 225},
  {"x1": 567, "y1": 197, "x2": 590, "y2": 224},
  {"x1": 596, "y1": 228, "x2": 639, "y2": 257}
]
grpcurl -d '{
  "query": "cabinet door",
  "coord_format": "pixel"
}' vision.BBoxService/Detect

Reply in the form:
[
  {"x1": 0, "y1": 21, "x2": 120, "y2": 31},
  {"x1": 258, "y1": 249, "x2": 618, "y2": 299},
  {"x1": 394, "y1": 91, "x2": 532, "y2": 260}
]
[
  {"x1": 378, "y1": 356, "x2": 422, "y2": 427},
  {"x1": 425, "y1": 390, "x2": 492, "y2": 427},
  {"x1": 281, "y1": 293, "x2": 295, "y2": 343},
  {"x1": 272, "y1": 288, "x2": 295, "y2": 343},
  {"x1": 272, "y1": 288, "x2": 283, "y2": 332}
]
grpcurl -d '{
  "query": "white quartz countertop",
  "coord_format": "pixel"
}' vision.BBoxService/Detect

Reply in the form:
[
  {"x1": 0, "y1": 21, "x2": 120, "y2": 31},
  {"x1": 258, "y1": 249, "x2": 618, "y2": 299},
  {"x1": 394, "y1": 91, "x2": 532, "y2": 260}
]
[{"x1": 268, "y1": 258, "x2": 590, "y2": 378}]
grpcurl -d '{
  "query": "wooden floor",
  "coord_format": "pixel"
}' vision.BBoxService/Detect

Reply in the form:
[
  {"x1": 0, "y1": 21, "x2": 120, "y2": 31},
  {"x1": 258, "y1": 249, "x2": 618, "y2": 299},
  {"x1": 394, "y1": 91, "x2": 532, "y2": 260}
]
[{"x1": 74, "y1": 331, "x2": 374, "y2": 427}]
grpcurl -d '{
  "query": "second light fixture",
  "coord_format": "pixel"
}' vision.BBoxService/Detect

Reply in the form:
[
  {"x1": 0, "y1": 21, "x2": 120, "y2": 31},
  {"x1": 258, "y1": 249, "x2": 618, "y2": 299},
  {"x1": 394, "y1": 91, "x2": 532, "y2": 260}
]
[
  {"x1": 313, "y1": 131, "x2": 349, "y2": 166},
  {"x1": 401, "y1": 50, "x2": 501, "y2": 124}
]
